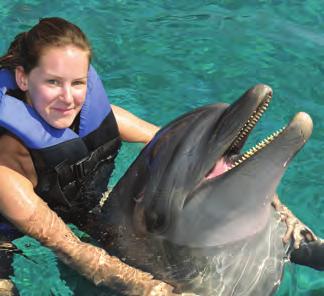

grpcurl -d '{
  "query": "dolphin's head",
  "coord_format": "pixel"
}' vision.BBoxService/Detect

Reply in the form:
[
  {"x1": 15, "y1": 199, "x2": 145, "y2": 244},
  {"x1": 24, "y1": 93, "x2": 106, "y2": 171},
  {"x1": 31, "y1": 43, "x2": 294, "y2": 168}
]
[{"x1": 106, "y1": 84, "x2": 312, "y2": 248}]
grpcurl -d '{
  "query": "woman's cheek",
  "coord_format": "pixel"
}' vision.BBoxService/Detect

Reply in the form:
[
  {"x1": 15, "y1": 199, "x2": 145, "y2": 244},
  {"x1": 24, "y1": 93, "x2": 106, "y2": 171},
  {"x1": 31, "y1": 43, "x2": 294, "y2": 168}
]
[
  {"x1": 38, "y1": 86, "x2": 58, "y2": 103},
  {"x1": 74, "y1": 89, "x2": 87, "y2": 106}
]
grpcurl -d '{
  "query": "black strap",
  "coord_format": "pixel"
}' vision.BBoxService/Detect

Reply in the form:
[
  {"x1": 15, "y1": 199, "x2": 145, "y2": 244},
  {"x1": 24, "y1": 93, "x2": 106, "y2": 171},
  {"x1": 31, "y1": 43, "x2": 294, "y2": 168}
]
[{"x1": 55, "y1": 137, "x2": 120, "y2": 188}]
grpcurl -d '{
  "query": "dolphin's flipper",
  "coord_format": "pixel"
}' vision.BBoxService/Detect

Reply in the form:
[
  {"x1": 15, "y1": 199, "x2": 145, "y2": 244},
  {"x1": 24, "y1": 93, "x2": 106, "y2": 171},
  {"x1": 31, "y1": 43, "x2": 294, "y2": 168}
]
[{"x1": 290, "y1": 240, "x2": 324, "y2": 271}]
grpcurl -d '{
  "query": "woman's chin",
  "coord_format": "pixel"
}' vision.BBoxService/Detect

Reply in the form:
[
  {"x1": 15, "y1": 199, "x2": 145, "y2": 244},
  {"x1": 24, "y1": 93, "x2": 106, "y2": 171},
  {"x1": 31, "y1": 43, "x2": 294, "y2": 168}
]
[{"x1": 47, "y1": 118, "x2": 75, "y2": 129}]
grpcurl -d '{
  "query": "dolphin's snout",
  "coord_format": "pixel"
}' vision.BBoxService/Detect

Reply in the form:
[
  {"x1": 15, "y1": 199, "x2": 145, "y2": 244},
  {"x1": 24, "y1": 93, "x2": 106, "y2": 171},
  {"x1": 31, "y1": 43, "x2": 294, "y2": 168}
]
[
  {"x1": 289, "y1": 112, "x2": 313, "y2": 141},
  {"x1": 252, "y1": 84, "x2": 273, "y2": 98}
]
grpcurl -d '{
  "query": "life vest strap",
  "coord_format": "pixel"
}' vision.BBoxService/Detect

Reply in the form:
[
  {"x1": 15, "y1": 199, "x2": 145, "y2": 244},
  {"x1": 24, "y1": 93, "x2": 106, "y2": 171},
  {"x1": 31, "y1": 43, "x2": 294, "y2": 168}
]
[
  {"x1": 72, "y1": 137, "x2": 119, "y2": 180},
  {"x1": 56, "y1": 137, "x2": 120, "y2": 189}
]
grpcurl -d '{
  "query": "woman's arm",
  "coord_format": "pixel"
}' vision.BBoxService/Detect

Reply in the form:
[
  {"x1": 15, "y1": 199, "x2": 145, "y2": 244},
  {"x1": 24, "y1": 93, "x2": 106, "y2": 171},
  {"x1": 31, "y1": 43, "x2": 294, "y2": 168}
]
[
  {"x1": 0, "y1": 166, "x2": 176, "y2": 294},
  {"x1": 112, "y1": 105, "x2": 159, "y2": 144}
]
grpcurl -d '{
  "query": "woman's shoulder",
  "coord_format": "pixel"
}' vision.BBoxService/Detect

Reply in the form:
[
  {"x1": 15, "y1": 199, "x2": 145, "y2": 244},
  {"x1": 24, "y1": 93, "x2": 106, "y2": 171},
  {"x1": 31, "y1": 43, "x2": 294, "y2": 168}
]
[
  {"x1": 0, "y1": 132, "x2": 37, "y2": 186},
  {"x1": 0, "y1": 132, "x2": 28, "y2": 155}
]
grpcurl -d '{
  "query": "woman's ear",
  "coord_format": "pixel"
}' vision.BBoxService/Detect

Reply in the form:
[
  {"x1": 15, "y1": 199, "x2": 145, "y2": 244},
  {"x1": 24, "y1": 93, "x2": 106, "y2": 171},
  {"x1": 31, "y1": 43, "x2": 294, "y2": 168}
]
[{"x1": 15, "y1": 66, "x2": 29, "y2": 91}]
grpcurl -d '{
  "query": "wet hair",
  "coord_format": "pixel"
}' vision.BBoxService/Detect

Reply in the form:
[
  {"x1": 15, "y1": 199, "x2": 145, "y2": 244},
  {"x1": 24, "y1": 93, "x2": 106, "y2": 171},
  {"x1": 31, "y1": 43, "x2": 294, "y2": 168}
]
[{"x1": 0, "y1": 17, "x2": 92, "y2": 73}]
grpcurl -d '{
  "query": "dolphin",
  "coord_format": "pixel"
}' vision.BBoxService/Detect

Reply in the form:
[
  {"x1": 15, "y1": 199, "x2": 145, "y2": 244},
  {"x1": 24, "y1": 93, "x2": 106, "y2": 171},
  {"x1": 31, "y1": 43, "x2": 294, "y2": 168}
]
[{"x1": 90, "y1": 84, "x2": 322, "y2": 295}]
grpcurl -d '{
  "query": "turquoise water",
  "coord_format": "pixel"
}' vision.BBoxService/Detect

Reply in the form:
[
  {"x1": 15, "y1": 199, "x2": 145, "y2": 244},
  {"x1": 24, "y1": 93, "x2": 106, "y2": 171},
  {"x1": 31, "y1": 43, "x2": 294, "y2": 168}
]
[{"x1": 1, "y1": 0, "x2": 324, "y2": 295}]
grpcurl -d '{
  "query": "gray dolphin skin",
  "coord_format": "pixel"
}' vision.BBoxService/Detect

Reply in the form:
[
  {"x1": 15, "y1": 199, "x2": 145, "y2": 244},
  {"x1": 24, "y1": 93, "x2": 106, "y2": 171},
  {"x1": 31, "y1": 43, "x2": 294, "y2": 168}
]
[{"x1": 91, "y1": 84, "x2": 318, "y2": 295}]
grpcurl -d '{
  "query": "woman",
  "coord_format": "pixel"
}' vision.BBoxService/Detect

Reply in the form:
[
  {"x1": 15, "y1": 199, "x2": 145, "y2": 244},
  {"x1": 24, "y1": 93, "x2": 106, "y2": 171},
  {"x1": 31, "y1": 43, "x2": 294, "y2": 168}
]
[{"x1": 0, "y1": 17, "x2": 177, "y2": 295}]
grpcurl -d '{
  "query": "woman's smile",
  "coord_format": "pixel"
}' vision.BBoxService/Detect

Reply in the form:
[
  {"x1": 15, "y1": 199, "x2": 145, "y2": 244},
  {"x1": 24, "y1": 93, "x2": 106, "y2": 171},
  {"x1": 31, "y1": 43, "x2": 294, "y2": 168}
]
[{"x1": 52, "y1": 107, "x2": 75, "y2": 115}]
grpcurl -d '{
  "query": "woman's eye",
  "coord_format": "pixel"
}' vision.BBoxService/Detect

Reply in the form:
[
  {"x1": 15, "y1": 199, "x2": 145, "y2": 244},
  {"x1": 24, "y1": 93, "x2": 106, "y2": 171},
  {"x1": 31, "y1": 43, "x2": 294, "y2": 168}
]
[
  {"x1": 47, "y1": 79, "x2": 59, "y2": 85},
  {"x1": 73, "y1": 80, "x2": 86, "y2": 86}
]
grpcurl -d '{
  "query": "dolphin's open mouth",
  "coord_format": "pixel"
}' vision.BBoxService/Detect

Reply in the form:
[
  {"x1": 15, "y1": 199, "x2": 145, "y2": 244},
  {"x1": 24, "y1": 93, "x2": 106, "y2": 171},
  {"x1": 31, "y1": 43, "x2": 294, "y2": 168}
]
[
  {"x1": 205, "y1": 91, "x2": 286, "y2": 180},
  {"x1": 107, "y1": 83, "x2": 312, "y2": 249},
  {"x1": 172, "y1": 85, "x2": 312, "y2": 247}
]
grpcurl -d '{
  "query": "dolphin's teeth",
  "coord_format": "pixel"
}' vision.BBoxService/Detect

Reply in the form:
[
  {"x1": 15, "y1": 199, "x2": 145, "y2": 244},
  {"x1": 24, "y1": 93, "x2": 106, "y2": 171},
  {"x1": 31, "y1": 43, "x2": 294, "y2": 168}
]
[
  {"x1": 229, "y1": 125, "x2": 286, "y2": 171},
  {"x1": 230, "y1": 96, "x2": 274, "y2": 151}
]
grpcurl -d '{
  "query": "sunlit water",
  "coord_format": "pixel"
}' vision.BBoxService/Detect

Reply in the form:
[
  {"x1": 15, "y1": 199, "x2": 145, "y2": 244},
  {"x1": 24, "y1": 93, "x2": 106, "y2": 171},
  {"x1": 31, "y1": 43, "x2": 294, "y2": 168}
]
[{"x1": 0, "y1": 0, "x2": 323, "y2": 295}]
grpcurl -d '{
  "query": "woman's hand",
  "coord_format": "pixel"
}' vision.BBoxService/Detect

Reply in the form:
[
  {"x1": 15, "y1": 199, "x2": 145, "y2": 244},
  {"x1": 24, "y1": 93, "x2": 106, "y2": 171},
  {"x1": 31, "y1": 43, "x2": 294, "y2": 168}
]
[
  {"x1": 79, "y1": 247, "x2": 178, "y2": 295},
  {"x1": 272, "y1": 194, "x2": 317, "y2": 249}
]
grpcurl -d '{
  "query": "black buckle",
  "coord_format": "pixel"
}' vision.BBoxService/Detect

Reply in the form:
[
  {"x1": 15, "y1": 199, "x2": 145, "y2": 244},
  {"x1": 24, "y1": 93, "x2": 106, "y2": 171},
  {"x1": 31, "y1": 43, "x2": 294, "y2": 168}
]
[{"x1": 74, "y1": 157, "x2": 87, "y2": 180}]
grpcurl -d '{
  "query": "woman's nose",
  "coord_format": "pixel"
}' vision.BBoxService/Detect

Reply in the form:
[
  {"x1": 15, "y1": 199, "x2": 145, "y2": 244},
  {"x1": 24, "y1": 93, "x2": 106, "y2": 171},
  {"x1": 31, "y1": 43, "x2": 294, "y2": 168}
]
[{"x1": 61, "y1": 85, "x2": 73, "y2": 104}]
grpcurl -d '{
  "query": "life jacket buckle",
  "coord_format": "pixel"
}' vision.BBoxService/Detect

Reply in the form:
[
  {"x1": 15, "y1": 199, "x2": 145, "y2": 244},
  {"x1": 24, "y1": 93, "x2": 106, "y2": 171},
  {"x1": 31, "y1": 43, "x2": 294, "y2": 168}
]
[{"x1": 74, "y1": 157, "x2": 87, "y2": 180}]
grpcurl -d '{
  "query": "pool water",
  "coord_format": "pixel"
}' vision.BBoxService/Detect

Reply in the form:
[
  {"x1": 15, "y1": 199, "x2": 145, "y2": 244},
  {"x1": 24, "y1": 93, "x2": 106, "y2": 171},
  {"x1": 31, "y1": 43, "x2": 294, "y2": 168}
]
[{"x1": 1, "y1": 0, "x2": 324, "y2": 295}]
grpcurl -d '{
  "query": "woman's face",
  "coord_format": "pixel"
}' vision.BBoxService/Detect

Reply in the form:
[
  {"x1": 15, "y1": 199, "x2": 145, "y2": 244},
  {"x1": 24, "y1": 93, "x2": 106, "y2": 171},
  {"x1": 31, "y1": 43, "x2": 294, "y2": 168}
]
[{"x1": 17, "y1": 45, "x2": 89, "y2": 129}]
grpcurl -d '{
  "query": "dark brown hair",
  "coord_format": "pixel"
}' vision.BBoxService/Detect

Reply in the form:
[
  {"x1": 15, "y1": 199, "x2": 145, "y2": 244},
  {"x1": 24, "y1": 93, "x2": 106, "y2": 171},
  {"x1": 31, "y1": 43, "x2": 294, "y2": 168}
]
[{"x1": 0, "y1": 17, "x2": 92, "y2": 73}]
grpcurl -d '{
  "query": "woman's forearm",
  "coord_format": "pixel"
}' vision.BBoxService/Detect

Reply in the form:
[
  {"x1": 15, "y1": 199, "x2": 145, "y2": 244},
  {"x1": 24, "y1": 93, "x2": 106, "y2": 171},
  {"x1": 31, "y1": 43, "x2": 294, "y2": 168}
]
[
  {"x1": 17, "y1": 199, "x2": 176, "y2": 295},
  {"x1": 0, "y1": 167, "x2": 176, "y2": 295}
]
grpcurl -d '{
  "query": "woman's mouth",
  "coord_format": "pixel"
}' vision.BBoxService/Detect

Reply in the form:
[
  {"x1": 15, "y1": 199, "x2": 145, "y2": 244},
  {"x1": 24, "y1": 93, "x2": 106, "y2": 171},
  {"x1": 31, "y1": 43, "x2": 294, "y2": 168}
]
[{"x1": 52, "y1": 107, "x2": 75, "y2": 115}]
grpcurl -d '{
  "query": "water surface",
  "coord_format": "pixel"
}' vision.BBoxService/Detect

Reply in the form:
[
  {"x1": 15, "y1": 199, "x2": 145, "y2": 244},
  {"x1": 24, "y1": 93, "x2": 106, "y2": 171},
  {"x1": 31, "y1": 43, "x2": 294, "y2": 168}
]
[{"x1": 0, "y1": 0, "x2": 323, "y2": 295}]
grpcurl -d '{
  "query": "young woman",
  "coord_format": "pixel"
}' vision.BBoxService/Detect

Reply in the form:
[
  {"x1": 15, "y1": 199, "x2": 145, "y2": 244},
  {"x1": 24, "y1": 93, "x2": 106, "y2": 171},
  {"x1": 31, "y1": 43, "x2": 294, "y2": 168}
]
[{"x1": 0, "y1": 17, "x2": 177, "y2": 295}]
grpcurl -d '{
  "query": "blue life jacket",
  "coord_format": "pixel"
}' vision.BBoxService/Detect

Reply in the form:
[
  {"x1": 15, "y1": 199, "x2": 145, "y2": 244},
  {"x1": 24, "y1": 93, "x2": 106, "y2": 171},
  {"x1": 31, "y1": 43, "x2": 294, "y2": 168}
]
[{"x1": 0, "y1": 66, "x2": 121, "y2": 227}]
